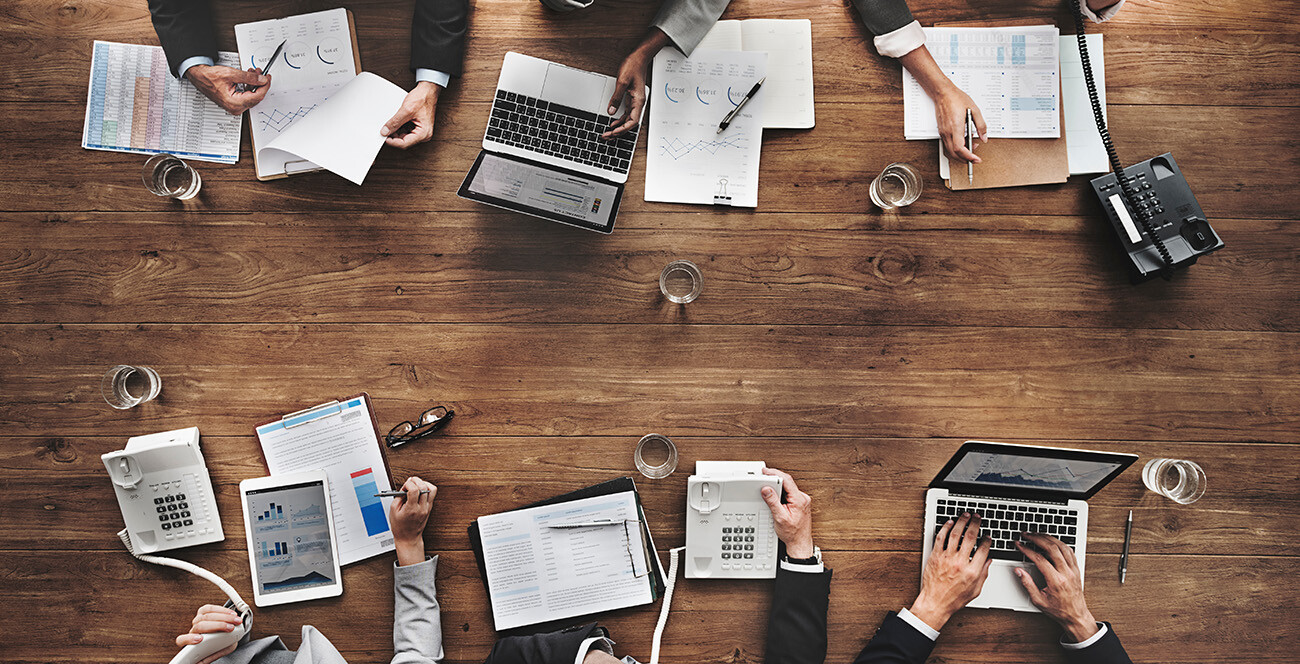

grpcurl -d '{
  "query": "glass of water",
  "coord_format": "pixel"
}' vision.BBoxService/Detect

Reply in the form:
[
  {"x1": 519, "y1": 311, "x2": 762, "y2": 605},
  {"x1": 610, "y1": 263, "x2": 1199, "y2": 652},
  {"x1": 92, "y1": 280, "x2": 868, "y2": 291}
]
[
  {"x1": 143, "y1": 154, "x2": 202, "y2": 200},
  {"x1": 634, "y1": 434, "x2": 678, "y2": 479},
  {"x1": 870, "y1": 162, "x2": 923, "y2": 210},
  {"x1": 102, "y1": 365, "x2": 162, "y2": 409},
  {"x1": 1142, "y1": 458, "x2": 1206, "y2": 504},
  {"x1": 660, "y1": 260, "x2": 702, "y2": 304}
]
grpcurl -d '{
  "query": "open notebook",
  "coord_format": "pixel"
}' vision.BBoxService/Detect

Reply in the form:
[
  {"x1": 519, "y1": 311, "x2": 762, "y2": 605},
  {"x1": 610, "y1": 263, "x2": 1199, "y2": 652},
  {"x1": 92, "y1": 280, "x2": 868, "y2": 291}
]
[{"x1": 696, "y1": 19, "x2": 815, "y2": 129}]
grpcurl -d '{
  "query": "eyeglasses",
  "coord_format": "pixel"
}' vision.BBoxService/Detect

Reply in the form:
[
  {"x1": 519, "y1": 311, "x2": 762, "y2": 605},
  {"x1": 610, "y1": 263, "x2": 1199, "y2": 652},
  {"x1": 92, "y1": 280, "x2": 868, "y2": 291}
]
[{"x1": 385, "y1": 405, "x2": 454, "y2": 448}]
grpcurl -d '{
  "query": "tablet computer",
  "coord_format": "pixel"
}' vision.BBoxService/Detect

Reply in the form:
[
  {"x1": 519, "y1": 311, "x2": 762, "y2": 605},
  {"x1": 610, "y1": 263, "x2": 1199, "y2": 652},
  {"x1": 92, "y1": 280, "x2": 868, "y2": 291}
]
[{"x1": 239, "y1": 471, "x2": 344, "y2": 607}]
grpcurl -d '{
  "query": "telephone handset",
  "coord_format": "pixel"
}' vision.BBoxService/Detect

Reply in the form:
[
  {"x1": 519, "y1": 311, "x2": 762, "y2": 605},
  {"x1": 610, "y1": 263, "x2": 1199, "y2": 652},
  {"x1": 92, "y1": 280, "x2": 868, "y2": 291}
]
[
  {"x1": 1073, "y1": 0, "x2": 1223, "y2": 283},
  {"x1": 684, "y1": 461, "x2": 782, "y2": 579},
  {"x1": 102, "y1": 427, "x2": 224, "y2": 553}
]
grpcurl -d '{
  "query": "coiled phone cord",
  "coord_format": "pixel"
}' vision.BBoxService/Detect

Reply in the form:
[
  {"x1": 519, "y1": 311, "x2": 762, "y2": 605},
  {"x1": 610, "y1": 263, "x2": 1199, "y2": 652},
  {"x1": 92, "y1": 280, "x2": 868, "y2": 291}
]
[
  {"x1": 1072, "y1": 0, "x2": 1173, "y2": 271},
  {"x1": 118, "y1": 528, "x2": 252, "y2": 616},
  {"x1": 649, "y1": 547, "x2": 685, "y2": 664}
]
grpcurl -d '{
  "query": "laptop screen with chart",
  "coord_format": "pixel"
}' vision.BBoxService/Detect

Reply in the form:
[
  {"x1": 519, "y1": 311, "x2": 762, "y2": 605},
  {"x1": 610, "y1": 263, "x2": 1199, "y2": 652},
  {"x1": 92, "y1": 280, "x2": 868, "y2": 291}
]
[
  {"x1": 240, "y1": 472, "x2": 343, "y2": 606},
  {"x1": 931, "y1": 441, "x2": 1136, "y2": 500}
]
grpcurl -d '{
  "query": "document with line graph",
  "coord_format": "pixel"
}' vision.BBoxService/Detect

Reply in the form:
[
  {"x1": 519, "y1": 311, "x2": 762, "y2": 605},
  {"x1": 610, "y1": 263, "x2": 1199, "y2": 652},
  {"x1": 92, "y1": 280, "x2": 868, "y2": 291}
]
[{"x1": 645, "y1": 48, "x2": 767, "y2": 207}]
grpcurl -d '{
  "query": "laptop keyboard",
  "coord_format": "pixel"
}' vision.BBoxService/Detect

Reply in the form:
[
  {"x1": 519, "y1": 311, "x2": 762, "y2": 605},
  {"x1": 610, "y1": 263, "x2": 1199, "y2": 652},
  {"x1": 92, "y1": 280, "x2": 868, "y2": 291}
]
[
  {"x1": 933, "y1": 498, "x2": 1078, "y2": 561},
  {"x1": 487, "y1": 90, "x2": 638, "y2": 175}
]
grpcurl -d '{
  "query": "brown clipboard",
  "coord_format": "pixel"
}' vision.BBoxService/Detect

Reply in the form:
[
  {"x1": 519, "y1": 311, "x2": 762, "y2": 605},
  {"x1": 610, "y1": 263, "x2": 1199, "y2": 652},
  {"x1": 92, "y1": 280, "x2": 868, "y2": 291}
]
[
  {"x1": 247, "y1": 9, "x2": 363, "y2": 181},
  {"x1": 940, "y1": 19, "x2": 1070, "y2": 190},
  {"x1": 252, "y1": 391, "x2": 395, "y2": 488}
]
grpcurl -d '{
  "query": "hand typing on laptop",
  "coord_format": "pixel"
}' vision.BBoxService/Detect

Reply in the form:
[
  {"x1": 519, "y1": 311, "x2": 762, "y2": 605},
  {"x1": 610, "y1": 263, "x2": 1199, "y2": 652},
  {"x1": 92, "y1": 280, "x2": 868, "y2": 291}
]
[
  {"x1": 1016, "y1": 532, "x2": 1101, "y2": 643},
  {"x1": 909, "y1": 511, "x2": 993, "y2": 632}
]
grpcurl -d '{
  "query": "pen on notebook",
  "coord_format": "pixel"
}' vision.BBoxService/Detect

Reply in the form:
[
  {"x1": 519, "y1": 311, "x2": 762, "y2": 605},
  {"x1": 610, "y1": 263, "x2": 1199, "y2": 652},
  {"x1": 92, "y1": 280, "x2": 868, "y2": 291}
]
[
  {"x1": 244, "y1": 40, "x2": 286, "y2": 93},
  {"x1": 1120, "y1": 509, "x2": 1133, "y2": 584},
  {"x1": 374, "y1": 490, "x2": 430, "y2": 499},
  {"x1": 717, "y1": 77, "x2": 765, "y2": 134},
  {"x1": 965, "y1": 108, "x2": 975, "y2": 185},
  {"x1": 546, "y1": 520, "x2": 620, "y2": 529}
]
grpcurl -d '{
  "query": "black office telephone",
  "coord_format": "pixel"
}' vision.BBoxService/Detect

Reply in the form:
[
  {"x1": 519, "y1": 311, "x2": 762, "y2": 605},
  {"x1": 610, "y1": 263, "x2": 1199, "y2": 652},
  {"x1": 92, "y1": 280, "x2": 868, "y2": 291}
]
[{"x1": 1072, "y1": 1, "x2": 1223, "y2": 283}]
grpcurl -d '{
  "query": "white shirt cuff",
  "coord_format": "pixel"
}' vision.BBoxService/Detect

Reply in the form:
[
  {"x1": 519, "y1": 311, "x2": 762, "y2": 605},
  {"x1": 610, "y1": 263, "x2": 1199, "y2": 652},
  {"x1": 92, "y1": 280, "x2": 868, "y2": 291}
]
[
  {"x1": 874, "y1": 20, "x2": 926, "y2": 58},
  {"x1": 779, "y1": 559, "x2": 824, "y2": 573},
  {"x1": 575, "y1": 636, "x2": 616, "y2": 664},
  {"x1": 414, "y1": 68, "x2": 451, "y2": 88},
  {"x1": 1060, "y1": 623, "x2": 1108, "y2": 650},
  {"x1": 897, "y1": 607, "x2": 940, "y2": 641},
  {"x1": 178, "y1": 55, "x2": 214, "y2": 80},
  {"x1": 1080, "y1": 0, "x2": 1125, "y2": 22}
]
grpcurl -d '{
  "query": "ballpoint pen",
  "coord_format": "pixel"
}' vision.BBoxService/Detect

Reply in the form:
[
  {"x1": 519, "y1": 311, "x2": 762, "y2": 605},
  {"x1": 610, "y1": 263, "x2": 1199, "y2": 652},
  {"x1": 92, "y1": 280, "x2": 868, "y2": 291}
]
[
  {"x1": 717, "y1": 77, "x2": 765, "y2": 134},
  {"x1": 241, "y1": 39, "x2": 286, "y2": 93},
  {"x1": 1120, "y1": 509, "x2": 1133, "y2": 584},
  {"x1": 965, "y1": 108, "x2": 975, "y2": 185},
  {"x1": 545, "y1": 519, "x2": 623, "y2": 529},
  {"x1": 374, "y1": 490, "x2": 430, "y2": 499}
]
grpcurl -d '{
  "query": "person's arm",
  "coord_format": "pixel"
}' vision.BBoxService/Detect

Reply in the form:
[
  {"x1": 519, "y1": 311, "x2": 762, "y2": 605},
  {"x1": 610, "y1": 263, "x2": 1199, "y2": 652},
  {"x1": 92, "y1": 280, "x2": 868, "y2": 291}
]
[
  {"x1": 170, "y1": 604, "x2": 245, "y2": 664},
  {"x1": 649, "y1": 0, "x2": 732, "y2": 58},
  {"x1": 851, "y1": 512, "x2": 992, "y2": 664},
  {"x1": 147, "y1": 0, "x2": 270, "y2": 115},
  {"x1": 601, "y1": 28, "x2": 669, "y2": 138},
  {"x1": 383, "y1": 0, "x2": 469, "y2": 148},
  {"x1": 760, "y1": 467, "x2": 832, "y2": 664},
  {"x1": 388, "y1": 477, "x2": 445, "y2": 664},
  {"x1": 1014, "y1": 533, "x2": 1134, "y2": 664}
]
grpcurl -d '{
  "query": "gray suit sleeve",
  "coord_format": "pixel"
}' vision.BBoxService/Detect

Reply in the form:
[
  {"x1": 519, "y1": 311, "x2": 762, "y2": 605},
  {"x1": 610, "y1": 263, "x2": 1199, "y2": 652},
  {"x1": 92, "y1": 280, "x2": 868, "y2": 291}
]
[
  {"x1": 849, "y1": 0, "x2": 916, "y2": 36},
  {"x1": 649, "y1": 0, "x2": 733, "y2": 57},
  {"x1": 390, "y1": 557, "x2": 444, "y2": 664}
]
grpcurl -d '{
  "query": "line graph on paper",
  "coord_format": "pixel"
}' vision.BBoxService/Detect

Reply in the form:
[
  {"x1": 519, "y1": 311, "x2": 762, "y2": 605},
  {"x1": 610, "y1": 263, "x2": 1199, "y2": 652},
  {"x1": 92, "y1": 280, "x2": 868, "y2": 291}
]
[
  {"x1": 657, "y1": 133, "x2": 749, "y2": 161},
  {"x1": 257, "y1": 104, "x2": 318, "y2": 133}
]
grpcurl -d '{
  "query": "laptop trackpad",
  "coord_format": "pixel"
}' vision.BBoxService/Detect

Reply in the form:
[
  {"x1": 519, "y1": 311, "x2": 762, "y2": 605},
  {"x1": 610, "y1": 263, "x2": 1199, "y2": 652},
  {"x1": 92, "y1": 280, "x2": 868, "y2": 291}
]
[
  {"x1": 542, "y1": 63, "x2": 608, "y2": 113},
  {"x1": 971, "y1": 562, "x2": 1042, "y2": 612}
]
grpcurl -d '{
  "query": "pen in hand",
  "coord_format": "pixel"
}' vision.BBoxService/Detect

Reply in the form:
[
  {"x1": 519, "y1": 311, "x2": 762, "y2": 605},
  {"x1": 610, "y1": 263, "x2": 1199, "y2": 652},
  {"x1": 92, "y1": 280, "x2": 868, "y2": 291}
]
[
  {"x1": 717, "y1": 77, "x2": 765, "y2": 134},
  {"x1": 240, "y1": 39, "x2": 285, "y2": 93},
  {"x1": 374, "y1": 490, "x2": 430, "y2": 499},
  {"x1": 965, "y1": 108, "x2": 975, "y2": 185}
]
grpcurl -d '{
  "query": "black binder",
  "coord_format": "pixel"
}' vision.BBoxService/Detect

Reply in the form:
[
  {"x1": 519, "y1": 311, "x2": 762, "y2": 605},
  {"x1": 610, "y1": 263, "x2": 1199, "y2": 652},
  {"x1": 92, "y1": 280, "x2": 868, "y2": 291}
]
[{"x1": 468, "y1": 476, "x2": 665, "y2": 635}]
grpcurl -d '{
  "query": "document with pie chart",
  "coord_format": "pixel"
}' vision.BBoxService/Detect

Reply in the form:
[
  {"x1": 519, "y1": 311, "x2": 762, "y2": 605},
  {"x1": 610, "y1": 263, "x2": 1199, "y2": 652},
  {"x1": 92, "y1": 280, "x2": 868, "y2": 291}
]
[
  {"x1": 236, "y1": 8, "x2": 406, "y2": 183},
  {"x1": 646, "y1": 48, "x2": 767, "y2": 207}
]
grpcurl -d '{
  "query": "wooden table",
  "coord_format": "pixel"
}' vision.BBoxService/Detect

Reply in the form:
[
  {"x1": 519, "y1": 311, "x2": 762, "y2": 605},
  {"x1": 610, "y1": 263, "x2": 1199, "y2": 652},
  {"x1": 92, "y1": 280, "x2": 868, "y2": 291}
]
[{"x1": 2, "y1": 0, "x2": 1297, "y2": 662}]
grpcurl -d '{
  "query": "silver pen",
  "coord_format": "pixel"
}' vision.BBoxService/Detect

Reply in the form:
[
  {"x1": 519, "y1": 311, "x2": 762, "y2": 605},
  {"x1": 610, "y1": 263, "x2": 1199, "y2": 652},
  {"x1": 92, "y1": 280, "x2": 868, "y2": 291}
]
[
  {"x1": 546, "y1": 520, "x2": 621, "y2": 529},
  {"x1": 965, "y1": 108, "x2": 975, "y2": 185},
  {"x1": 1120, "y1": 510, "x2": 1133, "y2": 584},
  {"x1": 717, "y1": 77, "x2": 765, "y2": 134}
]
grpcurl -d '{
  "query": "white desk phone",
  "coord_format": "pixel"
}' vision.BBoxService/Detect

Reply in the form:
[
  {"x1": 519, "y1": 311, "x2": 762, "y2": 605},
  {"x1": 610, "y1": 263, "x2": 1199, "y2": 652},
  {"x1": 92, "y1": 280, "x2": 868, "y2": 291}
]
[{"x1": 103, "y1": 427, "x2": 253, "y2": 664}]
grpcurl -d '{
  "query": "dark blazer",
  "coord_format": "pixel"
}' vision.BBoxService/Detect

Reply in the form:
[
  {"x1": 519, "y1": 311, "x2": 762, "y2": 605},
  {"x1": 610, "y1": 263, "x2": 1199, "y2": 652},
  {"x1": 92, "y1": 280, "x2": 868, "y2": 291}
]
[
  {"x1": 851, "y1": 614, "x2": 1134, "y2": 664},
  {"x1": 482, "y1": 566, "x2": 834, "y2": 664},
  {"x1": 147, "y1": 0, "x2": 468, "y2": 79}
]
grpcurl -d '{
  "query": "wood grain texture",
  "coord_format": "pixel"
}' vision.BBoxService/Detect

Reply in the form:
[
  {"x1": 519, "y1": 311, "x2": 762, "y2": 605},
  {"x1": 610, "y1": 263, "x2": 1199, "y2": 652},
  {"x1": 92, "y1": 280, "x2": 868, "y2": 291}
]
[{"x1": 1, "y1": 0, "x2": 1297, "y2": 661}]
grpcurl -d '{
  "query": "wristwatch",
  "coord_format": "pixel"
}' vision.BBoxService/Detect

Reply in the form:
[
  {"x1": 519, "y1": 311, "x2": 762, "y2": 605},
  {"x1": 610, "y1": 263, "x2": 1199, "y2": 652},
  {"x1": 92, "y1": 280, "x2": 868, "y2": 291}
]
[{"x1": 781, "y1": 545, "x2": 822, "y2": 565}]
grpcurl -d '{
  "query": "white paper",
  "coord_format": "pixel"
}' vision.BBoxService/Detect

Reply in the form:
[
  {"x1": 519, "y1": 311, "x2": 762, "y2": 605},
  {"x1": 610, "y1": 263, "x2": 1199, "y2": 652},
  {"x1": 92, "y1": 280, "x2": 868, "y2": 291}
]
[
  {"x1": 82, "y1": 41, "x2": 242, "y2": 164},
  {"x1": 1060, "y1": 34, "x2": 1108, "y2": 175},
  {"x1": 479, "y1": 493, "x2": 652, "y2": 631},
  {"x1": 259, "y1": 72, "x2": 406, "y2": 185},
  {"x1": 255, "y1": 396, "x2": 395, "y2": 566},
  {"x1": 904, "y1": 26, "x2": 1061, "y2": 140},
  {"x1": 645, "y1": 48, "x2": 766, "y2": 207},
  {"x1": 235, "y1": 8, "x2": 359, "y2": 179},
  {"x1": 696, "y1": 20, "x2": 815, "y2": 129}
]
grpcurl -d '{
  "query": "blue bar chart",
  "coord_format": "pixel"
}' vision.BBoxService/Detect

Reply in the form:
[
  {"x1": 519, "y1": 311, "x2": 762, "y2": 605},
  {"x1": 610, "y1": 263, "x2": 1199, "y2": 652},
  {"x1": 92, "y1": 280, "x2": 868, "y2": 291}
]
[{"x1": 349, "y1": 468, "x2": 390, "y2": 537}]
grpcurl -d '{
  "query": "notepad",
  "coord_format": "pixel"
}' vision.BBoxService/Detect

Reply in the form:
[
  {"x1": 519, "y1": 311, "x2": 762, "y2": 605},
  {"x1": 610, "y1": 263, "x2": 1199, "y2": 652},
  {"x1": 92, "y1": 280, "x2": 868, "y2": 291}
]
[{"x1": 696, "y1": 19, "x2": 815, "y2": 129}]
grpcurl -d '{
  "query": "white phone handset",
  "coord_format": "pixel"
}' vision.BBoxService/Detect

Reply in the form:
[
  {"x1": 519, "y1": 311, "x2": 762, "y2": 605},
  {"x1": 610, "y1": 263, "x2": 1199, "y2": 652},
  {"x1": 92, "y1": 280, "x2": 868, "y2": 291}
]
[{"x1": 684, "y1": 461, "x2": 781, "y2": 579}]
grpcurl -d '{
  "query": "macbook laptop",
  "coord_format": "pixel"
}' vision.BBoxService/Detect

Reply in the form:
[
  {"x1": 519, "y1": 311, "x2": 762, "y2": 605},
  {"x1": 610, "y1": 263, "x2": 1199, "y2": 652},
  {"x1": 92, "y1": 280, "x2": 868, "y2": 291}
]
[
  {"x1": 922, "y1": 441, "x2": 1136, "y2": 612},
  {"x1": 458, "y1": 52, "x2": 645, "y2": 234}
]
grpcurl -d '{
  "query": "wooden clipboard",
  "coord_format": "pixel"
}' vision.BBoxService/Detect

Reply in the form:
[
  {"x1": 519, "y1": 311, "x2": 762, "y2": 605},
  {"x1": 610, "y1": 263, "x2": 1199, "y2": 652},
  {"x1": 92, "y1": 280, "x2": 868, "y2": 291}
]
[
  {"x1": 248, "y1": 9, "x2": 363, "y2": 181},
  {"x1": 941, "y1": 19, "x2": 1070, "y2": 191}
]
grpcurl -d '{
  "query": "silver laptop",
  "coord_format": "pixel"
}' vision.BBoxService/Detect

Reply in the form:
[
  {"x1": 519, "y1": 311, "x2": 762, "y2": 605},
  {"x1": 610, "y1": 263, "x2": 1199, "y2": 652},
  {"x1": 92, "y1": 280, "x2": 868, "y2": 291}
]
[
  {"x1": 458, "y1": 52, "x2": 644, "y2": 234},
  {"x1": 923, "y1": 441, "x2": 1136, "y2": 612}
]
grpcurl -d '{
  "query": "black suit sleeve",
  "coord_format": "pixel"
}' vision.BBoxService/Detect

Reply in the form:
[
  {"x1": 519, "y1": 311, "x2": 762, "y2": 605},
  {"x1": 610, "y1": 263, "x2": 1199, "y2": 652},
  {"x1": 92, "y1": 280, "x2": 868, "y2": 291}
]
[
  {"x1": 147, "y1": 0, "x2": 218, "y2": 78},
  {"x1": 764, "y1": 566, "x2": 833, "y2": 664},
  {"x1": 1060, "y1": 623, "x2": 1133, "y2": 664},
  {"x1": 851, "y1": 612, "x2": 937, "y2": 664},
  {"x1": 411, "y1": 0, "x2": 469, "y2": 76},
  {"x1": 483, "y1": 623, "x2": 603, "y2": 664}
]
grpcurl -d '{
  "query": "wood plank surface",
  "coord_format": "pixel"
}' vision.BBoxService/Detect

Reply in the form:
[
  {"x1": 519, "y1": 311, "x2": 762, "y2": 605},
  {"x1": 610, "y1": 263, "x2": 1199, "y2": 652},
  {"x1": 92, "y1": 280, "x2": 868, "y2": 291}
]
[{"x1": 1, "y1": 0, "x2": 1298, "y2": 662}]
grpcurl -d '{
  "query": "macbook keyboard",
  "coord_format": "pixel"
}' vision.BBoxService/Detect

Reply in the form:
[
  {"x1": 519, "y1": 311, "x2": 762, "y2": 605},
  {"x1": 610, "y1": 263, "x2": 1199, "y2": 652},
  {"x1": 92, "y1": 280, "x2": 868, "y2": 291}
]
[
  {"x1": 933, "y1": 497, "x2": 1078, "y2": 561},
  {"x1": 487, "y1": 90, "x2": 638, "y2": 175}
]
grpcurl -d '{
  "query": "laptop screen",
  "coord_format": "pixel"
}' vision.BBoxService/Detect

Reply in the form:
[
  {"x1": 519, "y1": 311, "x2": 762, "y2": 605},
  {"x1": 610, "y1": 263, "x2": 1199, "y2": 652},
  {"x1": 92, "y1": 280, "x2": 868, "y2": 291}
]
[
  {"x1": 459, "y1": 151, "x2": 621, "y2": 234},
  {"x1": 932, "y1": 442, "x2": 1137, "y2": 500}
]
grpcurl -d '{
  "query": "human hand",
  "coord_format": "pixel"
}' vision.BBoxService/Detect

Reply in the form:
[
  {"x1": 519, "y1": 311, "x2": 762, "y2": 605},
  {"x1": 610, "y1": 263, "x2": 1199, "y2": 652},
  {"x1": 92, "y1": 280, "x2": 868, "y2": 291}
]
[
  {"x1": 603, "y1": 29, "x2": 668, "y2": 139},
  {"x1": 910, "y1": 512, "x2": 992, "y2": 631},
  {"x1": 760, "y1": 467, "x2": 815, "y2": 558},
  {"x1": 174, "y1": 604, "x2": 242, "y2": 664},
  {"x1": 1015, "y1": 533, "x2": 1099, "y2": 642},
  {"x1": 381, "y1": 82, "x2": 441, "y2": 149},
  {"x1": 933, "y1": 83, "x2": 987, "y2": 164},
  {"x1": 186, "y1": 65, "x2": 270, "y2": 115},
  {"x1": 389, "y1": 476, "x2": 437, "y2": 566}
]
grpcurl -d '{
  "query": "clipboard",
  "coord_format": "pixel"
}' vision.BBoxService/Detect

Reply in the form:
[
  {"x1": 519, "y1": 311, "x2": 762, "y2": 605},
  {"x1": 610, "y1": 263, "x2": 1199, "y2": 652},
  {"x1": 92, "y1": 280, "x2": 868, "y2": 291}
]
[
  {"x1": 254, "y1": 392, "x2": 398, "y2": 566},
  {"x1": 941, "y1": 19, "x2": 1071, "y2": 191},
  {"x1": 468, "y1": 477, "x2": 666, "y2": 635},
  {"x1": 247, "y1": 9, "x2": 362, "y2": 180}
]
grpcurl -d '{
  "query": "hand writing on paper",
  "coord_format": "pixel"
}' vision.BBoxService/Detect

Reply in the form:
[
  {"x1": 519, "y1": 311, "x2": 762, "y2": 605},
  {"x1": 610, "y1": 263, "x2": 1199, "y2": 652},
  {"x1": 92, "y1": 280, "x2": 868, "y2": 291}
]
[{"x1": 186, "y1": 65, "x2": 270, "y2": 115}]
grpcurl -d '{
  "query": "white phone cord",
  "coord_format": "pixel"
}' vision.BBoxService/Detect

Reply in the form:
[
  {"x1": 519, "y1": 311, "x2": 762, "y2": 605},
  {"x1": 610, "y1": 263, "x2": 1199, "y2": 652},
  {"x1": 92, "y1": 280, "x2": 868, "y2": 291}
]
[
  {"x1": 649, "y1": 546, "x2": 685, "y2": 664},
  {"x1": 118, "y1": 529, "x2": 252, "y2": 615}
]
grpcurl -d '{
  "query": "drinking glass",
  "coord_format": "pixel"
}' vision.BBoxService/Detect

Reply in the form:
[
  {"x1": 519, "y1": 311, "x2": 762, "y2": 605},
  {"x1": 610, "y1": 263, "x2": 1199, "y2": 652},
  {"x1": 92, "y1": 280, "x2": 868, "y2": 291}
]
[
  {"x1": 143, "y1": 154, "x2": 202, "y2": 200},
  {"x1": 634, "y1": 434, "x2": 678, "y2": 479},
  {"x1": 102, "y1": 365, "x2": 162, "y2": 409},
  {"x1": 660, "y1": 260, "x2": 702, "y2": 304},
  {"x1": 870, "y1": 162, "x2": 923, "y2": 210},
  {"x1": 1142, "y1": 458, "x2": 1206, "y2": 504}
]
